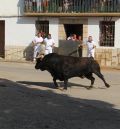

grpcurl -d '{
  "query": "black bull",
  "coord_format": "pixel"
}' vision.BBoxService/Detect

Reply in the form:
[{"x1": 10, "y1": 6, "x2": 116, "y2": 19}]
[{"x1": 35, "y1": 53, "x2": 110, "y2": 90}]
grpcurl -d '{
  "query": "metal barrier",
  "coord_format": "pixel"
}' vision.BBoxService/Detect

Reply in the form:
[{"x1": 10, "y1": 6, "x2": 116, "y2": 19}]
[{"x1": 58, "y1": 40, "x2": 80, "y2": 57}]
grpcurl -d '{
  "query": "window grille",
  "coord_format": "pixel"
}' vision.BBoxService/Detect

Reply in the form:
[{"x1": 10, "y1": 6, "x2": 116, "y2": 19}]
[
  {"x1": 99, "y1": 21, "x2": 115, "y2": 47},
  {"x1": 35, "y1": 20, "x2": 49, "y2": 36}
]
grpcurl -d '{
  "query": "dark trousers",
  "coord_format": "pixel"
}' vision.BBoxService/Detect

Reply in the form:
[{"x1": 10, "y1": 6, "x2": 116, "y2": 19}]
[{"x1": 78, "y1": 47, "x2": 82, "y2": 57}]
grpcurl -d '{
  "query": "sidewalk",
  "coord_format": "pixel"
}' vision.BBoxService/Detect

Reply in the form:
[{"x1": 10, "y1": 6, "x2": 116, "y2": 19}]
[{"x1": 0, "y1": 58, "x2": 120, "y2": 70}]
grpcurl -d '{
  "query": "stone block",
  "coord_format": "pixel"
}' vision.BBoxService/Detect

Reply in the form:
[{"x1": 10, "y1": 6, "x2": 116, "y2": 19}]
[
  {"x1": 106, "y1": 60, "x2": 112, "y2": 67},
  {"x1": 101, "y1": 53, "x2": 106, "y2": 59},
  {"x1": 112, "y1": 49, "x2": 117, "y2": 57},
  {"x1": 101, "y1": 59, "x2": 106, "y2": 66},
  {"x1": 5, "y1": 46, "x2": 27, "y2": 61},
  {"x1": 95, "y1": 48, "x2": 103, "y2": 53},
  {"x1": 112, "y1": 57, "x2": 118, "y2": 64},
  {"x1": 118, "y1": 57, "x2": 120, "y2": 64},
  {"x1": 117, "y1": 48, "x2": 120, "y2": 53},
  {"x1": 111, "y1": 62, "x2": 118, "y2": 67},
  {"x1": 95, "y1": 53, "x2": 102, "y2": 59},
  {"x1": 106, "y1": 53, "x2": 112, "y2": 60}
]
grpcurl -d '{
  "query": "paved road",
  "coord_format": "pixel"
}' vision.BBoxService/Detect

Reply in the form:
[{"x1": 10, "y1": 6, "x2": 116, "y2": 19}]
[{"x1": 0, "y1": 62, "x2": 120, "y2": 129}]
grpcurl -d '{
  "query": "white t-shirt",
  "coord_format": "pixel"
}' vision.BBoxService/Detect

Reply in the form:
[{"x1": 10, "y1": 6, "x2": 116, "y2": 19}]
[
  {"x1": 86, "y1": 41, "x2": 95, "y2": 53},
  {"x1": 44, "y1": 38, "x2": 55, "y2": 50},
  {"x1": 86, "y1": 40, "x2": 96, "y2": 57},
  {"x1": 33, "y1": 36, "x2": 43, "y2": 45}
]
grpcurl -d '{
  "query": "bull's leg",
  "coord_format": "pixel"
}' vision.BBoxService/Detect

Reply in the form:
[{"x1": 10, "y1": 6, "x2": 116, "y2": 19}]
[
  {"x1": 64, "y1": 79, "x2": 68, "y2": 90},
  {"x1": 53, "y1": 78, "x2": 58, "y2": 88},
  {"x1": 85, "y1": 73, "x2": 95, "y2": 89},
  {"x1": 94, "y1": 71, "x2": 110, "y2": 88}
]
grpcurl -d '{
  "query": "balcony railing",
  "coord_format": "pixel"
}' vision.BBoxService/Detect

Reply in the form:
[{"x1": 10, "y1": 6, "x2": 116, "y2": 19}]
[{"x1": 24, "y1": 0, "x2": 120, "y2": 16}]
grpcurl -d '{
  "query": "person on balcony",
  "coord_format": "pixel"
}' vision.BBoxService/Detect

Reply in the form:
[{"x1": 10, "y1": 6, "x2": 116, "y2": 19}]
[
  {"x1": 36, "y1": 0, "x2": 42, "y2": 12},
  {"x1": 43, "y1": 0, "x2": 49, "y2": 12},
  {"x1": 117, "y1": 0, "x2": 120, "y2": 11},
  {"x1": 63, "y1": 0, "x2": 70, "y2": 13},
  {"x1": 58, "y1": 0, "x2": 63, "y2": 13},
  {"x1": 32, "y1": 0, "x2": 37, "y2": 12}
]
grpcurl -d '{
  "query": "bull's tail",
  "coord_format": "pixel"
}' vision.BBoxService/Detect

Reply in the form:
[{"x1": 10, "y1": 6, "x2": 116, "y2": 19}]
[{"x1": 91, "y1": 59, "x2": 110, "y2": 88}]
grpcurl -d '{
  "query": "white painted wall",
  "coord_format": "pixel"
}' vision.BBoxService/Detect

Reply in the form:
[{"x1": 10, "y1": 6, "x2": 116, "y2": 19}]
[
  {"x1": 0, "y1": 0, "x2": 119, "y2": 48},
  {"x1": 49, "y1": 18, "x2": 59, "y2": 47},
  {"x1": 0, "y1": 0, "x2": 24, "y2": 16},
  {"x1": 88, "y1": 17, "x2": 120, "y2": 48},
  {"x1": 3, "y1": 17, "x2": 36, "y2": 46},
  {"x1": 88, "y1": 18, "x2": 100, "y2": 47},
  {"x1": 115, "y1": 18, "x2": 120, "y2": 48},
  {"x1": 1, "y1": 16, "x2": 59, "y2": 47}
]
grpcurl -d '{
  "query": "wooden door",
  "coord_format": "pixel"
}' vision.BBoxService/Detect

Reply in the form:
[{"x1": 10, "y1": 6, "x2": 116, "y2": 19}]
[{"x1": 0, "y1": 20, "x2": 5, "y2": 58}]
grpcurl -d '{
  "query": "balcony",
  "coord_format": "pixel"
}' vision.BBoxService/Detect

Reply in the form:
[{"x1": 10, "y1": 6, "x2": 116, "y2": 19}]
[{"x1": 24, "y1": 0, "x2": 120, "y2": 17}]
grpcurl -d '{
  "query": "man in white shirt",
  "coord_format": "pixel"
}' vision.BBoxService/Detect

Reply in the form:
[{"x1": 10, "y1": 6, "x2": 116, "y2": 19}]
[
  {"x1": 44, "y1": 34, "x2": 55, "y2": 55},
  {"x1": 32, "y1": 32, "x2": 43, "y2": 60},
  {"x1": 86, "y1": 36, "x2": 96, "y2": 58}
]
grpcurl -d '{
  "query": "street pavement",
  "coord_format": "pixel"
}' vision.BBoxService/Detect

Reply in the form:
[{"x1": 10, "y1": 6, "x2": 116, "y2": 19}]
[{"x1": 0, "y1": 62, "x2": 120, "y2": 129}]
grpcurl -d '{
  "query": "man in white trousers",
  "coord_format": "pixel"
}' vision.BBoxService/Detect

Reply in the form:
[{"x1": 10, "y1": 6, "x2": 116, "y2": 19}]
[
  {"x1": 44, "y1": 34, "x2": 55, "y2": 55},
  {"x1": 86, "y1": 36, "x2": 96, "y2": 58}
]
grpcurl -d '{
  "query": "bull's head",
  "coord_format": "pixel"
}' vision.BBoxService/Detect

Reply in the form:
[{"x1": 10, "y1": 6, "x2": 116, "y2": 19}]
[{"x1": 35, "y1": 58, "x2": 46, "y2": 71}]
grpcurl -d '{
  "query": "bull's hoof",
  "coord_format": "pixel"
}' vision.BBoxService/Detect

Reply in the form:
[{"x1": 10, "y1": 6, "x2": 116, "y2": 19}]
[
  {"x1": 63, "y1": 87, "x2": 67, "y2": 90},
  {"x1": 58, "y1": 87, "x2": 67, "y2": 91},
  {"x1": 105, "y1": 83, "x2": 110, "y2": 88},
  {"x1": 86, "y1": 86, "x2": 93, "y2": 90},
  {"x1": 54, "y1": 86, "x2": 59, "y2": 89}
]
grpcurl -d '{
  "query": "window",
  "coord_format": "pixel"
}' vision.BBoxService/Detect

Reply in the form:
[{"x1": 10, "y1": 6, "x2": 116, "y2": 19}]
[
  {"x1": 35, "y1": 20, "x2": 49, "y2": 36},
  {"x1": 99, "y1": 21, "x2": 115, "y2": 47}
]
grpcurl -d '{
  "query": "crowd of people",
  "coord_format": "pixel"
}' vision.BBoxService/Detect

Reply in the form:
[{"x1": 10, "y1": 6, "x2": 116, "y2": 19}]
[
  {"x1": 31, "y1": 30, "x2": 96, "y2": 62},
  {"x1": 67, "y1": 34, "x2": 96, "y2": 58},
  {"x1": 24, "y1": 0, "x2": 120, "y2": 13},
  {"x1": 32, "y1": 32, "x2": 55, "y2": 61}
]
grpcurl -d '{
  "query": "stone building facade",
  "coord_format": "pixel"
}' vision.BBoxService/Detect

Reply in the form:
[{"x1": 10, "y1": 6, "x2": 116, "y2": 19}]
[{"x1": 0, "y1": 0, "x2": 120, "y2": 68}]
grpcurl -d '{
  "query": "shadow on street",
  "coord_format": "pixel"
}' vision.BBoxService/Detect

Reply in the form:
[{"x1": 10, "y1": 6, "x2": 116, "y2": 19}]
[{"x1": 0, "y1": 78, "x2": 120, "y2": 129}]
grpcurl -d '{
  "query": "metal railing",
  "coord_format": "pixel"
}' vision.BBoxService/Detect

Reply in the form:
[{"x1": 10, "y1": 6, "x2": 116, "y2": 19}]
[
  {"x1": 24, "y1": 0, "x2": 120, "y2": 13},
  {"x1": 99, "y1": 21, "x2": 115, "y2": 47}
]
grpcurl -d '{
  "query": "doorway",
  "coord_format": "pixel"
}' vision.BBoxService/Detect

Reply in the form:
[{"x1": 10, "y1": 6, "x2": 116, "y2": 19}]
[
  {"x1": 0, "y1": 21, "x2": 5, "y2": 58},
  {"x1": 64, "y1": 24, "x2": 83, "y2": 39}
]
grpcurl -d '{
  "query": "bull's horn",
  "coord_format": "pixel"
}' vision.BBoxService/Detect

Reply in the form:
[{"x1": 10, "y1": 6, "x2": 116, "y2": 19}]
[{"x1": 36, "y1": 55, "x2": 44, "y2": 59}]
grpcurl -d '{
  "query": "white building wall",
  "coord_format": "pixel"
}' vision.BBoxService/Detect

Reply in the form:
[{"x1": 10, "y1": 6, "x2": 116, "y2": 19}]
[
  {"x1": 0, "y1": 0, "x2": 24, "y2": 16},
  {"x1": 115, "y1": 18, "x2": 120, "y2": 48},
  {"x1": 49, "y1": 18, "x2": 59, "y2": 47},
  {"x1": 88, "y1": 18, "x2": 100, "y2": 47},
  {"x1": 3, "y1": 17, "x2": 36, "y2": 46},
  {"x1": 1, "y1": 16, "x2": 59, "y2": 47}
]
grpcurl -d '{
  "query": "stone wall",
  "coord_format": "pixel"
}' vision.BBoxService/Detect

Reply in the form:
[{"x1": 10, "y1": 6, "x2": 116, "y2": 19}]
[
  {"x1": 82, "y1": 47, "x2": 120, "y2": 67},
  {"x1": 4, "y1": 45, "x2": 120, "y2": 68},
  {"x1": 5, "y1": 45, "x2": 34, "y2": 61},
  {"x1": 95, "y1": 48, "x2": 120, "y2": 67}
]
